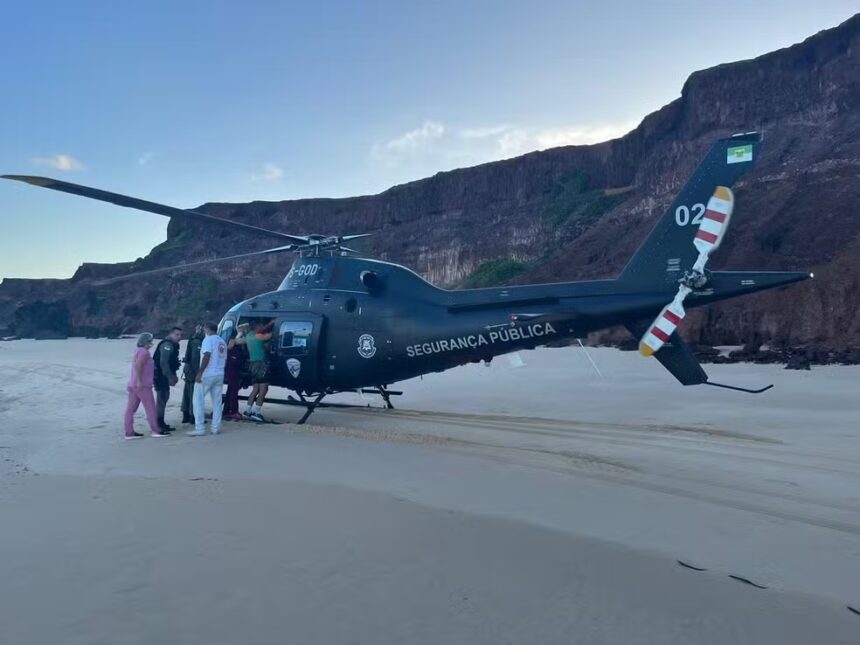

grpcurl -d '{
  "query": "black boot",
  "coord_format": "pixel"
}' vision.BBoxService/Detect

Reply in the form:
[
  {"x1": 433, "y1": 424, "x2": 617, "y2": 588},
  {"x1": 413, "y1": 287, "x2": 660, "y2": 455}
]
[{"x1": 182, "y1": 413, "x2": 194, "y2": 424}]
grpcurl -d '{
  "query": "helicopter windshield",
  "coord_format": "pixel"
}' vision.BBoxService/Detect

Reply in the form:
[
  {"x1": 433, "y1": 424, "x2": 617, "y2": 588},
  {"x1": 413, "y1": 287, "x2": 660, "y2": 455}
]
[{"x1": 218, "y1": 318, "x2": 235, "y2": 342}]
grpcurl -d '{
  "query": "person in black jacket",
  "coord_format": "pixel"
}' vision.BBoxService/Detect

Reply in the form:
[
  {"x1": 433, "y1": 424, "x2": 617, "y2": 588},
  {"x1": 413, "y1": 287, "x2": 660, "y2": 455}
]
[
  {"x1": 181, "y1": 325, "x2": 204, "y2": 424},
  {"x1": 153, "y1": 326, "x2": 182, "y2": 432},
  {"x1": 223, "y1": 325, "x2": 248, "y2": 420}
]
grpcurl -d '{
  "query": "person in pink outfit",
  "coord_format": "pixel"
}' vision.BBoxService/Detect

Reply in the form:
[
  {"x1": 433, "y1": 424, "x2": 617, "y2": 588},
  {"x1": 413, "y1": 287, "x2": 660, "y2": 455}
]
[{"x1": 124, "y1": 332, "x2": 169, "y2": 439}]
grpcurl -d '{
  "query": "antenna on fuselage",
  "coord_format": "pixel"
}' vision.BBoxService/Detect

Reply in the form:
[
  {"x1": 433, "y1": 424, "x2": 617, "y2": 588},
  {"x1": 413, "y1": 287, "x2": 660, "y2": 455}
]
[{"x1": 576, "y1": 338, "x2": 604, "y2": 378}]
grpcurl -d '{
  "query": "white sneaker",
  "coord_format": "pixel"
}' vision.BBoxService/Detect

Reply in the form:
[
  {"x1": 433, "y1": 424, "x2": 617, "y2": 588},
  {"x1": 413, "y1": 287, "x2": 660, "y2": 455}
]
[
  {"x1": 151, "y1": 432, "x2": 169, "y2": 438},
  {"x1": 186, "y1": 430, "x2": 206, "y2": 437},
  {"x1": 211, "y1": 428, "x2": 221, "y2": 435}
]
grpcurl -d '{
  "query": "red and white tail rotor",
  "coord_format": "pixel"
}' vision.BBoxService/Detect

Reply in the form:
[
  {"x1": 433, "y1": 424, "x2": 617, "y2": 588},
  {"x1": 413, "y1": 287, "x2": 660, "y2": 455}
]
[{"x1": 639, "y1": 186, "x2": 734, "y2": 356}]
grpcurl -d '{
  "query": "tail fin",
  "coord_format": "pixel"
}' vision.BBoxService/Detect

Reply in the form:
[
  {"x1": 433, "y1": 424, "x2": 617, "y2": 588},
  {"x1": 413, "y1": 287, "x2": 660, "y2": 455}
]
[
  {"x1": 625, "y1": 321, "x2": 706, "y2": 385},
  {"x1": 619, "y1": 132, "x2": 760, "y2": 287},
  {"x1": 626, "y1": 319, "x2": 773, "y2": 393}
]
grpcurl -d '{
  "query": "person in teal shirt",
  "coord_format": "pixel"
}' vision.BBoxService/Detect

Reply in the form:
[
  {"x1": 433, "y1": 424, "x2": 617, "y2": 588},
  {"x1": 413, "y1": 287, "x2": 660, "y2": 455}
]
[{"x1": 243, "y1": 319, "x2": 274, "y2": 421}]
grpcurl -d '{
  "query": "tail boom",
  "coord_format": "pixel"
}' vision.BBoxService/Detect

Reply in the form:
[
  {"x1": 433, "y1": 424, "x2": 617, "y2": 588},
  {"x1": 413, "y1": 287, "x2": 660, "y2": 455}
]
[{"x1": 690, "y1": 270, "x2": 812, "y2": 306}]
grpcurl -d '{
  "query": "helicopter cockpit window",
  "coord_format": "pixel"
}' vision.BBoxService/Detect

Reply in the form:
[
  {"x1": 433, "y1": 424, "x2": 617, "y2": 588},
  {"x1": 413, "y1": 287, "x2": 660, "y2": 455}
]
[
  {"x1": 218, "y1": 319, "x2": 235, "y2": 343},
  {"x1": 280, "y1": 321, "x2": 313, "y2": 355}
]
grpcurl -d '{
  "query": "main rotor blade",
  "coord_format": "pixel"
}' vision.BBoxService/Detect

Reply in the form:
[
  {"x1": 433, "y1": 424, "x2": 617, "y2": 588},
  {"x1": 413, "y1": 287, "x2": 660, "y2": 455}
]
[
  {"x1": 88, "y1": 244, "x2": 297, "y2": 285},
  {"x1": 1, "y1": 175, "x2": 309, "y2": 244}
]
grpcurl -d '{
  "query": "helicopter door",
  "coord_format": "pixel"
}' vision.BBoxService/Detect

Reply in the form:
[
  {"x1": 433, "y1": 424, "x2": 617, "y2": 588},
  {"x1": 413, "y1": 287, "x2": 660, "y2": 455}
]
[{"x1": 273, "y1": 314, "x2": 324, "y2": 390}]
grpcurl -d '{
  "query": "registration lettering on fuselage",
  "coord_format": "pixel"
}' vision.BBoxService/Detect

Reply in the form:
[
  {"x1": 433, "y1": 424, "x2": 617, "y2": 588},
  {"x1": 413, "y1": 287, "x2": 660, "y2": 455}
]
[
  {"x1": 406, "y1": 322, "x2": 557, "y2": 358},
  {"x1": 286, "y1": 263, "x2": 321, "y2": 279}
]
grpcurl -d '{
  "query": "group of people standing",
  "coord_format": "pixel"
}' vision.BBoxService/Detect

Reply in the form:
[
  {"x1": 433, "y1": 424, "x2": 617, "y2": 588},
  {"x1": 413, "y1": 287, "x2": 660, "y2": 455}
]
[{"x1": 123, "y1": 320, "x2": 273, "y2": 439}]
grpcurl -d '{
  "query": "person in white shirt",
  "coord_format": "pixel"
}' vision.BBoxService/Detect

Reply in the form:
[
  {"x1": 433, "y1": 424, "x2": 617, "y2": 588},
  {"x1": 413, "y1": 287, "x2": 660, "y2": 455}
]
[{"x1": 189, "y1": 321, "x2": 228, "y2": 436}]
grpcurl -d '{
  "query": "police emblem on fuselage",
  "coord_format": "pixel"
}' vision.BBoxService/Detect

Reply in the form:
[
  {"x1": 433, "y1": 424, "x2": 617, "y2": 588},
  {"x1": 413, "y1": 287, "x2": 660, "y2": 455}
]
[
  {"x1": 286, "y1": 358, "x2": 301, "y2": 378},
  {"x1": 357, "y1": 334, "x2": 376, "y2": 359}
]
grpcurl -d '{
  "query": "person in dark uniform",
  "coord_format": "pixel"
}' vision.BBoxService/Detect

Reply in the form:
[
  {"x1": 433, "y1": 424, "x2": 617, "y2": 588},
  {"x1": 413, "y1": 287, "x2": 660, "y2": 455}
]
[
  {"x1": 181, "y1": 325, "x2": 204, "y2": 424},
  {"x1": 223, "y1": 325, "x2": 247, "y2": 421},
  {"x1": 153, "y1": 326, "x2": 182, "y2": 432}
]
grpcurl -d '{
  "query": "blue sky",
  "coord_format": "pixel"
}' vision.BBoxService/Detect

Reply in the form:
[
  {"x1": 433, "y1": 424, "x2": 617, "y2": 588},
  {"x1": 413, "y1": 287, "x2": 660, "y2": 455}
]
[{"x1": 1, "y1": 0, "x2": 856, "y2": 279}]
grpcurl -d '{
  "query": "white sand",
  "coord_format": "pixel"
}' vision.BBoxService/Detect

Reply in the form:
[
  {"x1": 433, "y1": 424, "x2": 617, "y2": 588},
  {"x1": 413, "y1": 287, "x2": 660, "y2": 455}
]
[{"x1": 1, "y1": 339, "x2": 859, "y2": 644}]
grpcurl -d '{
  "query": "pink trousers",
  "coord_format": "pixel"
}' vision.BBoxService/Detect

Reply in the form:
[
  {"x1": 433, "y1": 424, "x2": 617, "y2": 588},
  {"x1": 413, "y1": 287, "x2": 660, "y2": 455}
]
[{"x1": 124, "y1": 386, "x2": 161, "y2": 436}]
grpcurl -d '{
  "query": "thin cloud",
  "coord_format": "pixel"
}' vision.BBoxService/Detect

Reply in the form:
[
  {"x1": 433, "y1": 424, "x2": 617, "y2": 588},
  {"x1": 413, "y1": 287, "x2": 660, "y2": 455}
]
[
  {"x1": 30, "y1": 154, "x2": 85, "y2": 172},
  {"x1": 138, "y1": 151, "x2": 156, "y2": 166},
  {"x1": 371, "y1": 121, "x2": 445, "y2": 165},
  {"x1": 252, "y1": 162, "x2": 285, "y2": 182},
  {"x1": 458, "y1": 125, "x2": 510, "y2": 140},
  {"x1": 497, "y1": 124, "x2": 632, "y2": 157},
  {"x1": 369, "y1": 120, "x2": 634, "y2": 172}
]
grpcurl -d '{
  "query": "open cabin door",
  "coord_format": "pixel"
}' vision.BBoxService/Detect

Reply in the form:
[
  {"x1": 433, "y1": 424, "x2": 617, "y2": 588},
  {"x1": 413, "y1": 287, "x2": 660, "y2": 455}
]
[{"x1": 272, "y1": 313, "x2": 325, "y2": 392}]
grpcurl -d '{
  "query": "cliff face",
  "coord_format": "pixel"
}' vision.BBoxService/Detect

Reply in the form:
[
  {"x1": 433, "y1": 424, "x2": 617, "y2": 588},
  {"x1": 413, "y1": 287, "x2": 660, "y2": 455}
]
[{"x1": 2, "y1": 15, "x2": 859, "y2": 349}]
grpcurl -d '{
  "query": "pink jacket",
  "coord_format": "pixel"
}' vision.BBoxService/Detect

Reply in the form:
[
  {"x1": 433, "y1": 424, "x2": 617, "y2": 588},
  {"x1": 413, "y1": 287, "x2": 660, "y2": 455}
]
[{"x1": 128, "y1": 347, "x2": 155, "y2": 388}]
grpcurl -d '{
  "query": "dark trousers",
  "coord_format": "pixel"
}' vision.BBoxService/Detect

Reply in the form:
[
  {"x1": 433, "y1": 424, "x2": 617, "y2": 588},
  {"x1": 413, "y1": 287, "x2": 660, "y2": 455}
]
[
  {"x1": 224, "y1": 371, "x2": 241, "y2": 416},
  {"x1": 181, "y1": 378, "x2": 195, "y2": 417},
  {"x1": 155, "y1": 384, "x2": 170, "y2": 424}
]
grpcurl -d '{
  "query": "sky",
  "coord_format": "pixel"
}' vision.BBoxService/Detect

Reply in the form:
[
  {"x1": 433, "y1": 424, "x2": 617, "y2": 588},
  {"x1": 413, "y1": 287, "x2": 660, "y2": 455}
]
[{"x1": 1, "y1": 1, "x2": 857, "y2": 279}]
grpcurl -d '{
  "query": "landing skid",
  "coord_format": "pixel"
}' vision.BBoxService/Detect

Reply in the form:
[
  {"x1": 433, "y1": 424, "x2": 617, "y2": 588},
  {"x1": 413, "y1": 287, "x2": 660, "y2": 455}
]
[
  {"x1": 360, "y1": 385, "x2": 400, "y2": 409},
  {"x1": 294, "y1": 392, "x2": 327, "y2": 424},
  {"x1": 704, "y1": 381, "x2": 773, "y2": 394},
  {"x1": 240, "y1": 386, "x2": 402, "y2": 424}
]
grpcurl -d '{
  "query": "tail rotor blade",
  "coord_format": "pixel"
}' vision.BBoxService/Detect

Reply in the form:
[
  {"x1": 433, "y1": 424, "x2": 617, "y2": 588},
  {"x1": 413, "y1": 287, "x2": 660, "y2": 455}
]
[
  {"x1": 692, "y1": 186, "x2": 734, "y2": 273},
  {"x1": 639, "y1": 287, "x2": 690, "y2": 356}
]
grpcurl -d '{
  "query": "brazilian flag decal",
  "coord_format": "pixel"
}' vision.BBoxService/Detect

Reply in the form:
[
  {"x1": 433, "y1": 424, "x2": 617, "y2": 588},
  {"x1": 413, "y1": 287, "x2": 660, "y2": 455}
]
[{"x1": 727, "y1": 144, "x2": 753, "y2": 164}]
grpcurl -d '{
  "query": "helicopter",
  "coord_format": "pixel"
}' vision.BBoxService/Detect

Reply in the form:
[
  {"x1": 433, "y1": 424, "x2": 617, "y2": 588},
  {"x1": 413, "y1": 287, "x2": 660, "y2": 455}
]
[{"x1": 2, "y1": 132, "x2": 811, "y2": 424}]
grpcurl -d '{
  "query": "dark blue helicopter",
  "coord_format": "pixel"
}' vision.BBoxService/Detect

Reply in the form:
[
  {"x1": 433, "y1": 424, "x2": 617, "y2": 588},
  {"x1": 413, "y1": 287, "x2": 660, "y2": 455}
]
[{"x1": 3, "y1": 132, "x2": 810, "y2": 423}]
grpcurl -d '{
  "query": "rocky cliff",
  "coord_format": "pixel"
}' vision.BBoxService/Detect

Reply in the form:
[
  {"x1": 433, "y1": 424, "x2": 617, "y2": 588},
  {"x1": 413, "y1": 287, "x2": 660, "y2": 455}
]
[{"x1": 2, "y1": 14, "x2": 859, "y2": 353}]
